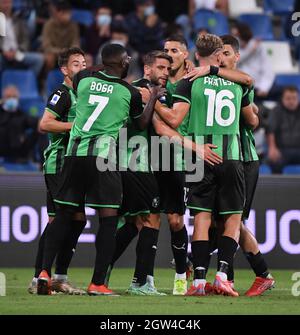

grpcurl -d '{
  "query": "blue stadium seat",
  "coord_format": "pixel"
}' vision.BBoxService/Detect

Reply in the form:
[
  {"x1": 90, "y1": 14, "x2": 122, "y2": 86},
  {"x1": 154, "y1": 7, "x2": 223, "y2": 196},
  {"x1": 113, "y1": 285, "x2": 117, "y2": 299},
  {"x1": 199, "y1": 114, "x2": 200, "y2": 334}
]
[
  {"x1": 283, "y1": 165, "x2": 300, "y2": 174},
  {"x1": 3, "y1": 162, "x2": 39, "y2": 172},
  {"x1": 194, "y1": 9, "x2": 229, "y2": 35},
  {"x1": 274, "y1": 74, "x2": 300, "y2": 93},
  {"x1": 20, "y1": 97, "x2": 46, "y2": 117},
  {"x1": 72, "y1": 9, "x2": 94, "y2": 26},
  {"x1": 46, "y1": 69, "x2": 64, "y2": 97},
  {"x1": 264, "y1": 0, "x2": 294, "y2": 15},
  {"x1": 259, "y1": 164, "x2": 272, "y2": 174},
  {"x1": 239, "y1": 14, "x2": 274, "y2": 40},
  {"x1": 1, "y1": 70, "x2": 39, "y2": 99}
]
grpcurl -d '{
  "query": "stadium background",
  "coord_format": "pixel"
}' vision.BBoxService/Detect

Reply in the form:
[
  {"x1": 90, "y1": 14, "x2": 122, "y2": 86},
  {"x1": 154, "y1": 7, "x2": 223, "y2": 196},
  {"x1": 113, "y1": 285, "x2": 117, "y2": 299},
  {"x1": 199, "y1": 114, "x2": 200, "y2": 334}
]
[{"x1": 1, "y1": 0, "x2": 300, "y2": 271}]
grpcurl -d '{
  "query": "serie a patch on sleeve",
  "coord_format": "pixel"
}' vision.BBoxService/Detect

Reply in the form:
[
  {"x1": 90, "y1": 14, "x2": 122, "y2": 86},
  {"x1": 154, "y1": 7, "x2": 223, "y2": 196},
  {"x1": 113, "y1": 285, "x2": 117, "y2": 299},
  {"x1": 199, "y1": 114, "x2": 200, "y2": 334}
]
[{"x1": 49, "y1": 94, "x2": 61, "y2": 106}]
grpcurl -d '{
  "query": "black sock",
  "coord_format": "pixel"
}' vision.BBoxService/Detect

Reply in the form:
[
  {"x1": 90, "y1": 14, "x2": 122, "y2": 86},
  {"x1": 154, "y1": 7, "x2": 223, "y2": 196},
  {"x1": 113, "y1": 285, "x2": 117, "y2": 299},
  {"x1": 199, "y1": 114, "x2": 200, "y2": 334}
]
[
  {"x1": 111, "y1": 221, "x2": 139, "y2": 267},
  {"x1": 42, "y1": 207, "x2": 74, "y2": 276},
  {"x1": 171, "y1": 226, "x2": 188, "y2": 274},
  {"x1": 191, "y1": 241, "x2": 210, "y2": 280},
  {"x1": 133, "y1": 227, "x2": 159, "y2": 286},
  {"x1": 92, "y1": 216, "x2": 118, "y2": 285},
  {"x1": 34, "y1": 223, "x2": 50, "y2": 278},
  {"x1": 244, "y1": 251, "x2": 269, "y2": 278},
  {"x1": 147, "y1": 228, "x2": 159, "y2": 278},
  {"x1": 217, "y1": 236, "x2": 238, "y2": 275},
  {"x1": 227, "y1": 265, "x2": 235, "y2": 282},
  {"x1": 54, "y1": 220, "x2": 86, "y2": 276}
]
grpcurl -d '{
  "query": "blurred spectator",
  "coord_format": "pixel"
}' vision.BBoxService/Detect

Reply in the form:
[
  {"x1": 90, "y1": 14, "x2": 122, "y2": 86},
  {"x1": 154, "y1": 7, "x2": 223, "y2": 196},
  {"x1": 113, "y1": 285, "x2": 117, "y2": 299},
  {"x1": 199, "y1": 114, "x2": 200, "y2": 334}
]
[
  {"x1": 188, "y1": 0, "x2": 229, "y2": 17},
  {"x1": 267, "y1": 86, "x2": 300, "y2": 174},
  {"x1": 85, "y1": 5, "x2": 112, "y2": 59},
  {"x1": 41, "y1": 0, "x2": 80, "y2": 70},
  {"x1": 155, "y1": 0, "x2": 188, "y2": 23},
  {"x1": 125, "y1": 0, "x2": 164, "y2": 56},
  {"x1": 97, "y1": 25, "x2": 142, "y2": 82},
  {"x1": 232, "y1": 22, "x2": 276, "y2": 100},
  {"x1": 31, "y1": 0, "x2": 51, "y2": 44},
  {"x1": 0, "y1": 86, "x2": 39, "y2": 163},
  {"x1": 109, "y1": 0, "x2": 136, "y2": 16},
  {"x1": 0, "y1": 0, "x2": 44, "y2": 76}
]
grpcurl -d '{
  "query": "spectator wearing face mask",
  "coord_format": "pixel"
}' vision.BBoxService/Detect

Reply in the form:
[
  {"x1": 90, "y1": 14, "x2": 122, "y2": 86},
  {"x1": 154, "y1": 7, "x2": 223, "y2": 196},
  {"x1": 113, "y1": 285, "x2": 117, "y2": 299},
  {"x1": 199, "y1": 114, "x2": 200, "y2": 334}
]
[
  {"x1": 85, "y1": 5, "x2": 113, "y2": 59},
  {"x1": 125, "y1": 0, "x2": 164, "y2": 56},
  {"x1": 0, "y1": 86, "x2": 40, "y2": 162},
  {"x1": 97, "y1": 24, "x2": 142, "y2": 82}
]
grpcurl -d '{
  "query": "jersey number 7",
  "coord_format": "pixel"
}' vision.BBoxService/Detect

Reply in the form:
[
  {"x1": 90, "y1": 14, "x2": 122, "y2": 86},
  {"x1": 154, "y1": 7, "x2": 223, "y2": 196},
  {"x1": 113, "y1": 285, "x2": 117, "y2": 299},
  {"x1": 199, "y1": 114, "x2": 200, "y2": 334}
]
[{"x1": 82, "y1": 94, "x2": 110, "y2": 132}]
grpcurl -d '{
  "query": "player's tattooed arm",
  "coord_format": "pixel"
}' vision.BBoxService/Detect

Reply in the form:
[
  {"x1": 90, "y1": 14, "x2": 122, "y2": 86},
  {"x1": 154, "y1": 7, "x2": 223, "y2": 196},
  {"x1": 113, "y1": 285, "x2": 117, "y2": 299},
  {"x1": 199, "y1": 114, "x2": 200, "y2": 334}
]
[
  {"x1": 183, "y1": 65, "x2": 253, "y2": 87},
  {"x1": 39, "y1": 111, "x2": 72, "y2": 133},
  {"x1": 153, "y1": 113, "x2": 222, "y2": 165}
]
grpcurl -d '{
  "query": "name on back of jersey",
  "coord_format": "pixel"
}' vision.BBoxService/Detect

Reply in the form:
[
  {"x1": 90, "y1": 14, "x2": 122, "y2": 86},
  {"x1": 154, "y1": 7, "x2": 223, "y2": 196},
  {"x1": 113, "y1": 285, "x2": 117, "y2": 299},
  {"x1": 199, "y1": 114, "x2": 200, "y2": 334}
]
[
  {"x1": 90, "y1": 81, "x2": 114, "y2": 94},
  {"x1": 204, "y1": 77, "x2": 234, "y2": 87}
]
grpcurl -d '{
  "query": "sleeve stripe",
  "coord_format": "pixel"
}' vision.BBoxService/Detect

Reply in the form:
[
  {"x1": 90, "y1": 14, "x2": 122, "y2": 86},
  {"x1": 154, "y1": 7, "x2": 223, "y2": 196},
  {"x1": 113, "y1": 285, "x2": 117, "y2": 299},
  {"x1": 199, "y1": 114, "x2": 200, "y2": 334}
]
[
  {"x1": 45, "y1": 107, "x2": 61, "y2": 118},
  {"x1": 132, "y1": 112, "x2": 143, "y2": 119},
  {"x1": 172, "y1": 94, "x2": 191, "y2": 104}
]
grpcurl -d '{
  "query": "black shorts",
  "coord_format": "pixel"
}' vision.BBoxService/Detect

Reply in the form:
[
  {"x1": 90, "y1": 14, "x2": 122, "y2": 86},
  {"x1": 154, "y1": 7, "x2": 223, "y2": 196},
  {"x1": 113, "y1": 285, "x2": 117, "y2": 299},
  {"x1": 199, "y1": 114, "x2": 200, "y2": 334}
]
[
  {"x1": 54, "y1": 156, "x2": 122, "y2": 209},
  {"x1": 119, "y1": 171, "x2": 160, "y2": 216},
  {"x1": 45, "y1": 174, "x2": 61, "y2": 217},
  {"x1": 187, "y1": 160, "x2": 245, "y2": 216},
  {"x1": 243, "y1": 161, "x2": 259, "y2": 219},
  {"x1": 154, "y1": 171, "x2": 186, "y2": 215}
]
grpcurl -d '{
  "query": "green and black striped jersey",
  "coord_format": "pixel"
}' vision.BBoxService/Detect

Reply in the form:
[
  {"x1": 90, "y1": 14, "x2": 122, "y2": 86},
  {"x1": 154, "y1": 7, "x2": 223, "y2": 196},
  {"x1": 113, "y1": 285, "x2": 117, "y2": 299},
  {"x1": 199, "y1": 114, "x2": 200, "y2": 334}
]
[
  {"x1": 173, "y1": 75, "x2": 250, "y2": 160},
  {"x1": 43, "y1": 83, "x2": 76, "y2": 174},
  {"x1": 240, "y1": 88, "x2": 259, "y2": 162},
  {"x1": 66, "y1": 69, "x2": 143, "y2": 159},
  {"x1": 121, "y1": 77, "x2": 152, "y2": 172}
]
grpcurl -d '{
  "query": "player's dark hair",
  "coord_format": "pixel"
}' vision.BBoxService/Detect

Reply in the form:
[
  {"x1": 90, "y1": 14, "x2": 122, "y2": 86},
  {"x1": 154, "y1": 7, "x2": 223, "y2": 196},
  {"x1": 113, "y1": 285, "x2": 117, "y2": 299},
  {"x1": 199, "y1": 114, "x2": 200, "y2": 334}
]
[
  {"x1": 165, "y1": 34, "x2": 188, "y2": 49},
  {"x1": 143, "y1": 51, "x2": 172, "y2": 66},
  {"x1": 220, "y1": 35, "x2": 240, "y2": 53},
  {"x1": 58, "y1": 47, "x2": 85, "y2": 67},
  {"x1": 101, "y1": 43, "x2": 127, "y2": 66},
  {"x1": 196, "y1": 34, "x2": 223, "y2": 57},
  {"x1": 234, "y1": 22, "x2": 253, "y2": 43},
  {"x1": 282, "y1": 85, "x2": 299, "y2": 95}
]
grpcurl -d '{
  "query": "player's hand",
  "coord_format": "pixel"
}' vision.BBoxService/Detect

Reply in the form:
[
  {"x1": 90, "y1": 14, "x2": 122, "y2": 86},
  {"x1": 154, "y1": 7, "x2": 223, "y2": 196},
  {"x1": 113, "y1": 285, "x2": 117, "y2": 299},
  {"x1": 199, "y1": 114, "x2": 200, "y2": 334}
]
[
  {"x1": 196, "y1": 143, "x2": 223, "y2": 166},
  {"x1": 268, "y1": 147, "x2": 281, "y2": 162},
  {"x1": 183, "y1": 66, "x2": 210, "y2": 81},
  {"x1": 139, "y1": 87, "x2": 151, "y2": 104},
  {"x1": 185, "y1": 59, "x2": 195, "y2": 73},
  {"x1": 149, "y1": 85, "x2": 167, "y2": 100},
  {"x1": 3, "y1": 50, "x2": 16, "y2": 61}
]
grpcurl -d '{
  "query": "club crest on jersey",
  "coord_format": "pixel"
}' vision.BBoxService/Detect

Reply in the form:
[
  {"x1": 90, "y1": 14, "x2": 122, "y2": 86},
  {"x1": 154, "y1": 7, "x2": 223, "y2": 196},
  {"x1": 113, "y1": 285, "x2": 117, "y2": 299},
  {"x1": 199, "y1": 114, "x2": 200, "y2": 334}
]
[
  {"x1": 152, "y1": 197, "x2": 160, "y2": 208},
  {"x1": 50, "y1": 94, "x2": 61, "y2": 106}
]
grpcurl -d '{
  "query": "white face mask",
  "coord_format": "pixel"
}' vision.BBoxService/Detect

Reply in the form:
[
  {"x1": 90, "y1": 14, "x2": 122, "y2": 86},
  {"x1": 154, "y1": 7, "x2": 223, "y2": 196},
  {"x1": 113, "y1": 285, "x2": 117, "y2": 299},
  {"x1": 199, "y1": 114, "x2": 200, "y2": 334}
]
[
  {"x1": 3, "y1": 97, "x2": 19, "y2": 112},
  {"x1": 97, "y1": 14, "x2": 112, "y2": 26},
  {"x1": 144, "y1": 5, "x2": 155, "y2": 16},
  {"x1": 110, "y1": 39, "x2": 126, "y2": 47}
]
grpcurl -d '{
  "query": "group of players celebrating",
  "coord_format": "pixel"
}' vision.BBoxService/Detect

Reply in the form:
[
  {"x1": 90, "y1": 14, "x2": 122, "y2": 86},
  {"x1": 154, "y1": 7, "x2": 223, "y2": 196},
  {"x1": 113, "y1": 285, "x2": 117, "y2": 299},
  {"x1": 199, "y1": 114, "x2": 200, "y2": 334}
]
[{"x1": 28, "y1": 32, "x2": 275, "y2": 297}]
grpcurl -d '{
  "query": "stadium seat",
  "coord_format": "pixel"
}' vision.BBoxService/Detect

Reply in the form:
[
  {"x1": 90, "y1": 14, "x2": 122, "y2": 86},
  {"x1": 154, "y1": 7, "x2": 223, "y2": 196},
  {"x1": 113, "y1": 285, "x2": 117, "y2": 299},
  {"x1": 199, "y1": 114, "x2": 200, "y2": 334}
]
[
  {"x1": 238, "y1": 14, "x2": 274, "y2": 40},
  {"x1": 264, "y1": 0, "x2": 294, "y2": 15},
  {"x1": 259, "y1": 164, "x2": 272, "y2": 175},
  {"x1": 228, "y1": 0, "x2": 263, "y2": 17},
  {"x1": 3, "y1": 161, "x2": 39, "y2": 172},
  {"x1": 261, "y1": 41, "x2": 298, "y2": 74},
  {"x1": 283, "y1": 165, "x2": 300, "y2": 174},
  {"x1": 46, "y1": 69, "x2": 64, "y2": 97},
  {"x1": 274, "y1": 74, "x2": 300, "y2": 93},
  {"x1": 20, "y1": 97, "x2": 46, "y2": 117},
  {"x1": 1, "y1": 70, "x2": 39, "y2": 99},
  {"x1": 71, "y1": 9, "x2": 94, "y2": 26},
  {"x1": 193, "y1": 9, "x2": 229, "y2": 35}
]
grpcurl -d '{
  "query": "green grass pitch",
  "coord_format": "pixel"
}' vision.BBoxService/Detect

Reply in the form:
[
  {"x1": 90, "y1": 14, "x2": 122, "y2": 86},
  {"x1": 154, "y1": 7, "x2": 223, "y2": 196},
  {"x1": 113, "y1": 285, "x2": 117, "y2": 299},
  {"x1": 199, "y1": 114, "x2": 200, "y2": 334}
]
[{"x1": 0, "y1": 268, "x2": 299, "y2": 315}]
